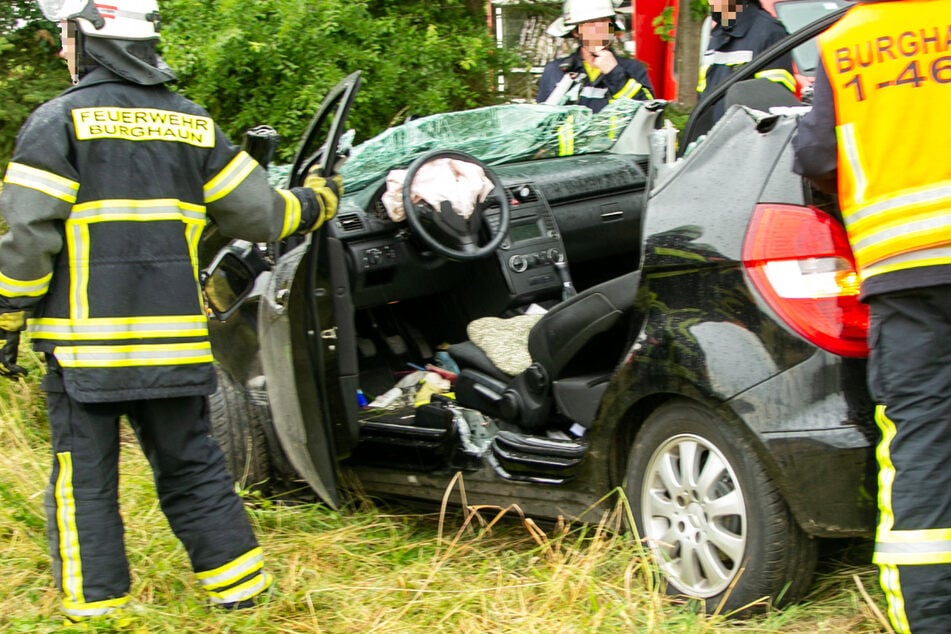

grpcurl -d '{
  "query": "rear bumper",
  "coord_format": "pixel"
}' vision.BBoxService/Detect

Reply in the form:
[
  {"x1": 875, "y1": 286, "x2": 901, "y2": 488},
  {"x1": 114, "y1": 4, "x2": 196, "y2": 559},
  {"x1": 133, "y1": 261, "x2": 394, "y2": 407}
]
[
  {"x1": 761, "y1": 428, "x2": 877, "y2": 537},
  {"x1": 728, "y1": 354, "x2": 877, "y2": 537}
]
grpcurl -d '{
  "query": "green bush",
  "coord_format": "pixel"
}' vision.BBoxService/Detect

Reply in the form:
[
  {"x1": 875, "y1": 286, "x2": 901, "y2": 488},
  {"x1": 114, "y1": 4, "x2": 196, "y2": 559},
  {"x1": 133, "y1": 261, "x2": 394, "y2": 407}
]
[
  {"x1": 0, "y1": 5, "x2": 65, "y2": 167},
  {"x1": 1, "y1": 1, "x2": 519, "y2": 166}
]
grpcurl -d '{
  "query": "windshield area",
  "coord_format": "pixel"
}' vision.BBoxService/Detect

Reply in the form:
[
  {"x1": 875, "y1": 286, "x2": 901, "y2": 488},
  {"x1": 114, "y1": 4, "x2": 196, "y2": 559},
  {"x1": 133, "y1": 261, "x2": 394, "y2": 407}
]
[
  {"x1": 336, "y1": 100, "x2": 646, "y2": 192},
  {"x1": 774, "y1": 0, "x2": 850, "y2": 73}
]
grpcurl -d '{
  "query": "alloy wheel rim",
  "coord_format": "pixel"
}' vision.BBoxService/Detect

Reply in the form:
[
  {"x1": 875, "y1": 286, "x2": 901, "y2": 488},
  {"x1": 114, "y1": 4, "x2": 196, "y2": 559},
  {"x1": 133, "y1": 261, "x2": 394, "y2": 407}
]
[{"x1": 640, "y1": 432, "x2": 747, "y2": 598}]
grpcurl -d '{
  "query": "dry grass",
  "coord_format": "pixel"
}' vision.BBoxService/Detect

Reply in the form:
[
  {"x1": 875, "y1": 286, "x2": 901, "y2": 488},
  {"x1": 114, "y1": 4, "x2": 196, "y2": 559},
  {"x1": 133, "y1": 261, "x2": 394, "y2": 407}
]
[{"x1": 0, "y1": 348, "x2": 890, "y2": 633}]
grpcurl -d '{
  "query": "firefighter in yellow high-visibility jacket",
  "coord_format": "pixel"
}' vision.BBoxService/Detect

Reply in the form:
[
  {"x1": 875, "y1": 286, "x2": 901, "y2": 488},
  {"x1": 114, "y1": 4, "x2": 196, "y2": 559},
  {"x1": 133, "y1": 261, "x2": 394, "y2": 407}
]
[
  {"x1": 0, "y1": 0, "x2": 341, "y2": 624},
  {"x1": 793, "y1": 2, "x2": 951, "y2": 632}
]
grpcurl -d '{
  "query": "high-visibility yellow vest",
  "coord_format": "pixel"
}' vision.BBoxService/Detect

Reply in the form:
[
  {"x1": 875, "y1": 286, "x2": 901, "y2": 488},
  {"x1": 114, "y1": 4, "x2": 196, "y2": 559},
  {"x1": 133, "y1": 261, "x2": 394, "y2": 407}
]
[{"x1": 819, "y1": 1, "x2": 951, "y2": 282}]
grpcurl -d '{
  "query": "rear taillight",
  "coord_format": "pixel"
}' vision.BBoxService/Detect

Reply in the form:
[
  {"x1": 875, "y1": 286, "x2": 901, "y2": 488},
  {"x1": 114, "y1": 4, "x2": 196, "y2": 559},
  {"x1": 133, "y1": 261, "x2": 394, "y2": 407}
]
[{"x1": 742, "y1": 203, "x2": 869, "y2": 358}]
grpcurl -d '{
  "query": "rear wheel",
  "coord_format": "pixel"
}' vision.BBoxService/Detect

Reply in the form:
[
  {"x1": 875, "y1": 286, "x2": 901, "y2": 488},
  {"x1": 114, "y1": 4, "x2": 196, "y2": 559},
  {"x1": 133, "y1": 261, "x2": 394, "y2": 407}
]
[
  {"x1": 624, "y1": 399, "x2": 817, "y2": 612},
  {"x1": 209, "y1": 366, "x2": 274, "y2": 492}
]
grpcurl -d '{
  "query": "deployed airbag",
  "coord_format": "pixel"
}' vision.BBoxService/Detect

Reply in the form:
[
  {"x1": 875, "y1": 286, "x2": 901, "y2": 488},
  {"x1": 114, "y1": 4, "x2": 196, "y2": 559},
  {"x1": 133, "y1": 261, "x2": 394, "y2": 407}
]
[{"x1": 381, "y1": 158, "x2": 494, "y2": 222}]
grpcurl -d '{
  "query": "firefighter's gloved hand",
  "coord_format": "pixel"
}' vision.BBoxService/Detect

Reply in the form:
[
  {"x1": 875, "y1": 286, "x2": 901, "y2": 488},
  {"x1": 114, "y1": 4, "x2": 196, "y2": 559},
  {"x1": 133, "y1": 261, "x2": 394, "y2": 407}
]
[
  {"x1": 302, "y1": 169, "x2": 344, "y2": 232},
  {"x1": 0, "y1": 311, "x2": 28, "y2": 379},
  {"x1": 0, "y1": 332, "x2": 27, "y2": 379},
  {"x1": 0, "y1": 310, "x2": 26, "y2": 333}
]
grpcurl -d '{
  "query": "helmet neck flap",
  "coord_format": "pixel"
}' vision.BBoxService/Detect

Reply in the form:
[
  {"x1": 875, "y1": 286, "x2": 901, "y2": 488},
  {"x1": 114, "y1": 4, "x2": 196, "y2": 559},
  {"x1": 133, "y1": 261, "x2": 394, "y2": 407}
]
[
  {"x1": 41, "y1": 0, "x2": 174, "y2": 85},
  {"x1": 81, "y1": 34, "x2": 176, "y2": 85}
]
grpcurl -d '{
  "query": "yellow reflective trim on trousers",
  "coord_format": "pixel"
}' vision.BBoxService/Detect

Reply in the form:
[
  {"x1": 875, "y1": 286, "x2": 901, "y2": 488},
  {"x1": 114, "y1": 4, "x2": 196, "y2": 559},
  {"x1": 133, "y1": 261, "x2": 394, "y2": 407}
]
[
  {"x1": 879, "y1": 564, "x2": 912, "y2": 634},
  {"x1": 875, "y1": 550, "x2": 951, "y2": 565},
  {"x1": 63, "y1": 595, "x2": 131, "y2": 619},
  {"x1": 0, "y1": 270, "x2": 52, "y2": 298},
  {"x1": 3, "y1": 162, "x2": 79, "y2": 203},
  {"x1": 204, "y1": 151, "x2": 257, "y2": 203},
  {"x1": 276, "y1": 189, "x2": 302, "y2": 238},
  {"x1": 875, "y1": 405, "x2": 897, "y2": 534},
  {"x1": 754, "y1": 68, "x2": 796, "y2": 93},
  {"x1": 197, "y1": 546, "x2": 265, "y2": 588},
  {"x1": 195, "y1": 546, "x2": 264, "y2": 585},
  {"x1": 558, "y1": 116, "x2": 575, "y2": 157},
  {"x1": 875, "y1": 526, "x2": 951, "y2": 564},
  {"x1": 879, "y1": 527, "x2": 951, "y2": 544},
  {"x1": 872, "y1": 405, "x2": 951, "y2": 564},
  {"x1": 873, "y1": 409, "x2": 913, "y2": 634},
  {"x1": 29, "y1": 315, "x2": 209, "y2": 341},
  {"x1": 67, "y1": 222, "x2": 91, "y2": 321},
  {"x1": 55, "y1": 452, "x2": 84, "y2": 606},
  {"x1": 208, "y1": 571, "x2": 273, "y2": 605},
  {"x1": 53, "y1": 342, "x2": 213, "y2": 368}
]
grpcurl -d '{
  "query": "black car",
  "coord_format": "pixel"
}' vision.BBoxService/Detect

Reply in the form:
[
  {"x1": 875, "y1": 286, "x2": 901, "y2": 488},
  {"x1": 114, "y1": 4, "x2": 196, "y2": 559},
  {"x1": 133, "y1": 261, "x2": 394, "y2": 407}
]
[{"x1": 201, "y1": 5, "x2": 875, "y2": 613}]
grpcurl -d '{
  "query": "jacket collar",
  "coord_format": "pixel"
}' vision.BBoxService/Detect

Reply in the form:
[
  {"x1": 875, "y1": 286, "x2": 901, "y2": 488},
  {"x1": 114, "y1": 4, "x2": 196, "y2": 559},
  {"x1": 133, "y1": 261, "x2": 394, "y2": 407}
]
[
  {"x1": 710, "y1": 3, "x2": 759, "y2": 45},
  {"x1": 63, "y1": 66, "x2": 138, "y2": 95}
]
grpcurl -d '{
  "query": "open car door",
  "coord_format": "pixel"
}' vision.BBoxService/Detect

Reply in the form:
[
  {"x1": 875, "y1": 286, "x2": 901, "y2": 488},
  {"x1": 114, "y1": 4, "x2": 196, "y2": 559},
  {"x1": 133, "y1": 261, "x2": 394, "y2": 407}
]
[{"x1": 258, "y1": 72, "x2": 361, "y2": 509}]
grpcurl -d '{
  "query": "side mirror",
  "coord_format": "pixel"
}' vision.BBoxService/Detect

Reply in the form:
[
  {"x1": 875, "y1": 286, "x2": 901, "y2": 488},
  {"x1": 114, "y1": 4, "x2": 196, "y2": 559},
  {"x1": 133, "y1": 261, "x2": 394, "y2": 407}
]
[
  {"x1": 243, "y1": 125, "x2": 280, "y2": 169},
  {"x1": 201, "y1": 240, "x2": 267, "y2": 321}
]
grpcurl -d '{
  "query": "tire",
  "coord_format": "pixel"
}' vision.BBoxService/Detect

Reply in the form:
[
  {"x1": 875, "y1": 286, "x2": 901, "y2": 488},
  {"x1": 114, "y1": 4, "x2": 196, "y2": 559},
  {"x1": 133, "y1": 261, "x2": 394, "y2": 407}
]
[
  {"x1": 209, "y1": 366, "x2": 274, "y2": 492},
  {"x1": 624, "y1": 399, "x2": 818, "y2": 613}
]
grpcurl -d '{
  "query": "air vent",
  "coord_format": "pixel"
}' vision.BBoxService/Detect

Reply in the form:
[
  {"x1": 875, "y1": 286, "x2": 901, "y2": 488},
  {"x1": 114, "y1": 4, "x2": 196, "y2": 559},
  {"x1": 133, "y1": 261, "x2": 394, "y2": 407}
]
[
  {"x1": 509, "y1": 185, "x2": 538, "y2": 204},
  {"x1": 337, "y1": 213, "x2": 365, "y2": 232}
]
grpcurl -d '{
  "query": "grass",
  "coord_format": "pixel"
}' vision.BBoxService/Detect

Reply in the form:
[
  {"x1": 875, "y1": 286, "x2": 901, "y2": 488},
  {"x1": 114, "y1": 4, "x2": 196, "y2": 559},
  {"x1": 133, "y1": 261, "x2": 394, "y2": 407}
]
[{"x1": 0, "y1": 344, "x2": 894, "y2": 633}]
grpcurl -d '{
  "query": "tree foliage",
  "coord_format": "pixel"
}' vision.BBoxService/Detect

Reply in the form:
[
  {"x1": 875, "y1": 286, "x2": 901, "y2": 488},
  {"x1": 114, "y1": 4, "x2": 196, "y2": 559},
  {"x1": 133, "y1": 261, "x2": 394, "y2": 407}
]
[
  {"x1": 0, "y1": 4, "x2": 66, "y2": 165},
  {"x1": 0, "y1": 1, "x2": 518, "y2": 166}
]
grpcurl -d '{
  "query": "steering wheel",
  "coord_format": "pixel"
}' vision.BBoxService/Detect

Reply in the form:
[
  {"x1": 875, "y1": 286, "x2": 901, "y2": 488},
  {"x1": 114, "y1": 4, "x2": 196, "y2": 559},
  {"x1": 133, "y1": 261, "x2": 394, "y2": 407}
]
[{"x1": 401, "y1": 150, "x2": 511, "y2": 261}]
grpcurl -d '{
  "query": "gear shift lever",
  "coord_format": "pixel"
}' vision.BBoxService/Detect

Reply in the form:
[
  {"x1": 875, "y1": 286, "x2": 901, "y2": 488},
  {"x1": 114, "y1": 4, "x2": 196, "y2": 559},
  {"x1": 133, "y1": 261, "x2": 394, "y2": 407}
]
[{"x1": 554, "y1": 259, "x2": 577, "y2": 301}]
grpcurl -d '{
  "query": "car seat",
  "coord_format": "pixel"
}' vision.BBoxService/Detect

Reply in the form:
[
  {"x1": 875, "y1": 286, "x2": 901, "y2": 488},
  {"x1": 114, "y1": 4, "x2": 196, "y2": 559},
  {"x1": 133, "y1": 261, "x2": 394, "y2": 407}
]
[
  {"x1": 448, "y1": 270, "x2": 641, "y2": 432},
  {"x1": 724, "y1": 77, "x2": 803, "y2": 113}
]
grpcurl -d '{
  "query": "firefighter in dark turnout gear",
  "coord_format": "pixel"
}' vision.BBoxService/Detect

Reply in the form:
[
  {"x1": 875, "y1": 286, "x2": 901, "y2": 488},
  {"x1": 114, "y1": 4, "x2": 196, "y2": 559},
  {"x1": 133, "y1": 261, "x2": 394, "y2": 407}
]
[
  {"x1": 698, "y1": 0, "x2": 795, "y2": 122},
  {"x1": 537, "y1": 0, "x2": 654, "y2": 112},
  {"x1": 0, "y1": 0, "x2": 341, "y2": 622},
  {"x1": 793, "y1": 1, "x2": 951, "y2": 631}
]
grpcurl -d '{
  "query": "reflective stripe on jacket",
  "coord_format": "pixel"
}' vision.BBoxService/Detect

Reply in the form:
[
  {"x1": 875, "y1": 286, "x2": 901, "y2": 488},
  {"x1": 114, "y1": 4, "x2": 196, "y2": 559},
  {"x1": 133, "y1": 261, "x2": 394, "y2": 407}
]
[
  {"x1": 819, "y1": 1, "x2": 951, "y2": 293},
  {"x1": 0, "y1": 68, "x2": 320, "y2": 401}
]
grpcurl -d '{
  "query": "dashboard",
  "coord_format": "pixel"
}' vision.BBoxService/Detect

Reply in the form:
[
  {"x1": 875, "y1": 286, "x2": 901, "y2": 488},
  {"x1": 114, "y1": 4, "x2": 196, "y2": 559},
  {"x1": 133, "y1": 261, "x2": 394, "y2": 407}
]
[{"x1": 328, "y1": 153, "x2": 649, "y2": 310}]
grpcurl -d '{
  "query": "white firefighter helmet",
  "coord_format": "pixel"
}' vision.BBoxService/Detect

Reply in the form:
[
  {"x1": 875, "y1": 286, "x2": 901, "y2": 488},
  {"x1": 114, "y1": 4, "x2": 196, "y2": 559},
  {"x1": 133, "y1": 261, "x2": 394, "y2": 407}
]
[
  {"x1": 37, "y1": 0, "x2": 160, "y2": 40},
  {"x1": 547, "y1": 0, "x2": 626, "y2": 38}
]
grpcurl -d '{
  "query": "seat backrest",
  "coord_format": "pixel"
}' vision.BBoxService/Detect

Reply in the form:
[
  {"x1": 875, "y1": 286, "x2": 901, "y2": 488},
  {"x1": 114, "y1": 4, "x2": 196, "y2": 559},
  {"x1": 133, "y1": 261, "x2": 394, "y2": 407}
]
[
  {"x1": 528, "y1": 270, "x2": 641, "y2": 376},
  {"x1": 724, "y1": 77, "x2": 802, "y2": 113},
  {"x1": 610, "y1": 99, "x2": 668, "y2": 156}
]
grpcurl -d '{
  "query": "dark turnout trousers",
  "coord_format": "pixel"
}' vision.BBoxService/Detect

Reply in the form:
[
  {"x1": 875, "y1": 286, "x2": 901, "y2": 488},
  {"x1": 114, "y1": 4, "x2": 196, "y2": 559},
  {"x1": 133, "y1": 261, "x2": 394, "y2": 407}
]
[
  {"x1": 43, "y1": 390, "x2": 271, "y2": 620},
  {"x1": 869, "y1": 287, "x2": 951, "y2": 633}
]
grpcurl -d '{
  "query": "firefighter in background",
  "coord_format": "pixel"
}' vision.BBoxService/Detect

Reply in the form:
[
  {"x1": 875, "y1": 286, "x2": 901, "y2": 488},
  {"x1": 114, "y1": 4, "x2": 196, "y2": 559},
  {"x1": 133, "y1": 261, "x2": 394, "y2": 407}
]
[
  {"x1": 698, "y1": 0, "x2": 794, "y2": 122},
  {"x1": 0, "y1": 0, "x2": 341, "y2": 623},
  {"x1": 793, "y1": 1, "x2": 951, "y2": 631},
  {"x1": 537, "y1": 0, "x2": 654, "y2": 112}
]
